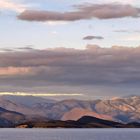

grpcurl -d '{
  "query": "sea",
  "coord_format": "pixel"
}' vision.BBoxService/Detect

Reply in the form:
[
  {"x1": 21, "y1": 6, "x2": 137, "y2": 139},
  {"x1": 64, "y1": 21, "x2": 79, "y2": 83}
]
[{"x1": 0, "y1": 128, "x2": 140, "y2": 140}]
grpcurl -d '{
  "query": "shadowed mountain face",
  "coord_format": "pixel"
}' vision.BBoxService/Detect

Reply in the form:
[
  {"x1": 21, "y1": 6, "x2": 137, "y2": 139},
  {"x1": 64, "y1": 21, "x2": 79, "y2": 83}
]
[
  {"x1": 0, "y1": 107, "x2": 25, "y2": 127},
  {"x1": 77, "y1": 116, "x2": 121, "y2": 127},
  {"x1": 1, "y1": 95, "x2": 140, "y2": 124}
]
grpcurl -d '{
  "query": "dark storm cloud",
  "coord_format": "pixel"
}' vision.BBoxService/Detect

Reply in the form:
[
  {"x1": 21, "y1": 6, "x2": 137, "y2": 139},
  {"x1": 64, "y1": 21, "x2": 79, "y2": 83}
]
[
  {"x1": 1, "y1": 45, "x2": 140, "y2": 88},
  {"x1": 17, "y1": 3, "x2": 140, "y2": 22},
  {"x1": 83, "y1": 35, "x2": 104, "y2": 40}
]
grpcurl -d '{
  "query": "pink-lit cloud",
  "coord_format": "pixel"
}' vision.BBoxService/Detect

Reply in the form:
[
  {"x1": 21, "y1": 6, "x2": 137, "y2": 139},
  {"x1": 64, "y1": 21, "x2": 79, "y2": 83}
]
[
  {"x1": 0, "y1": 67, "x2": 32, "y2": 76},
  {"x1": 18, "y1": 3, "x2": 140, "y2": 22},
  {"x1": 0, "y1": 0, "x2": 26, "y2": 12}
]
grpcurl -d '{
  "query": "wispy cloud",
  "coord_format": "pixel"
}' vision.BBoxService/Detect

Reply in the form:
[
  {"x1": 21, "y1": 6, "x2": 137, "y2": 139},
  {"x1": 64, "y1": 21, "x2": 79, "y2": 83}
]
[
  {"x1": 45, "y1": 21, "x2": 68, "y2": 26},
  {"x1": 0, "y1": 0, "x2": 26, "y2": 12},
  {"x1": 0, "y1": 92, "x2": 83, "y2": 97},
  {"x1": 101, "y1": 0, "x2": 137, "y2": 4},
  {"x1": 122, "y1": 34, "x2": 140, "y2": 41},
  {"x1": 114, "y1": 30, "x2": 131, "y2": 33},
  {"x1": 114, "y1": 29, "x2": 140, "y2": 33}
]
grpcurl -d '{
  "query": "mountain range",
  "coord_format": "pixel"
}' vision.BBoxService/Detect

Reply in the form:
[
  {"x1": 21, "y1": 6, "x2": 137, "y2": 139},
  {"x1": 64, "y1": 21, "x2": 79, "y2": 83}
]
[{"x1": 1, "y1": 95, "x2": 140, "y2": 127}]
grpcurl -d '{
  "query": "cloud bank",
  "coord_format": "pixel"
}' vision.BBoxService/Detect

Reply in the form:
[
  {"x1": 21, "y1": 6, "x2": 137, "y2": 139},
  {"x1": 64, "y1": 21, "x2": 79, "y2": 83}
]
[
  {"x1": 17, "y1": 3, "x2": 140, "y2": 22},
  {"x1": 1, "y1": 45, "x2": 140, "y2": 88}
]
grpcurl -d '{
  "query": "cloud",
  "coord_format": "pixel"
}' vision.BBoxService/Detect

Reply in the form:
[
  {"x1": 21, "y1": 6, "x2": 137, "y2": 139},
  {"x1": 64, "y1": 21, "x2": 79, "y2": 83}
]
[
  {"x1": 1, "y1": 45, "x2": 140, "y2": 90},
  {"x1": 1, "y1": 45, "x2": 140, "y2": 97},
  {"x1": 83, "y1": 35, "x2": 104, "y2": 40},
  {"x1": 114, "y1": 30, "x2": 130, "y2": 33},
  {"x1": 122, "y1": 34, "x2": 140, "y2": 41},
  {"x1": 0, "y1": 0, "x2": 26, "y2": 12},
  {"x1": 114, "y1": 29, "x2": 140, "y2": 33},
  {"x1": 0, "y1": 92, "x2": 82, "y2": 97},
  {"x1": 45, "y1": 21, "x2": 68, "y2": 26},
  {"x1": 17, "y1": 3, "x2": 140, "y2": 22},
  {"x1": 100, "y1": 0, "x2": 137, "y2": 4},
  {"x1": 0, "y1": 67, "x2": 32, "y2": 76}
]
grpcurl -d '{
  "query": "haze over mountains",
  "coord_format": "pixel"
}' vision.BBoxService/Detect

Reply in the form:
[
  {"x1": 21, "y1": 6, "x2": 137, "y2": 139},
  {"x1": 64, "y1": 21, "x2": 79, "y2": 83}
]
[{"x1": 1, "y1": 95, "x2": 140, "y2": 127}]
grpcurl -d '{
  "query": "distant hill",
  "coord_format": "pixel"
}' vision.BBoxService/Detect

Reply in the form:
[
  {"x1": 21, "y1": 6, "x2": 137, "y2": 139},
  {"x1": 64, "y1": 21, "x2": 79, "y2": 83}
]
[
  {"x1": 15, "y1": 116, "x2": 140, "y2": 128},
  {"x1": 1, "y1": 95, "x2": 56, "y2": 107},
  {"x1": 1, "y1": 95, "x2": 140, "y2": 126},
  {"x1": 61, "y1": 108, "x2": 114, "y2": 121},
  {"x1": 77, "y1": 116, "x2": 121, "y2": 128}
]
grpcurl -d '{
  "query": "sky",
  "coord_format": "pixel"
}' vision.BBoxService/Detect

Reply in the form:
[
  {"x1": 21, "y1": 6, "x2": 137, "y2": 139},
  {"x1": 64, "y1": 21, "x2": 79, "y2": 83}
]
[{"x1": 0, "y1": 0, "x2": 140, "y2": 99}]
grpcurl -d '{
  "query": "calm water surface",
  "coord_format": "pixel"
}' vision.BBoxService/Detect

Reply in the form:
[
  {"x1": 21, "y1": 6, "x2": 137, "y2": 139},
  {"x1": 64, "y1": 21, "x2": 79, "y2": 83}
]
[{"x1": 0, "y1": 129, "x2": 140, "y2": 140}]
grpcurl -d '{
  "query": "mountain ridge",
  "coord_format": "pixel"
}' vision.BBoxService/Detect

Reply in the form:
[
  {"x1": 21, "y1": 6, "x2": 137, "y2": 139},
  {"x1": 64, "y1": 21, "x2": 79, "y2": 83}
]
[{"x1": 1, "y1": 95, "x2": 140, "y2": 125}]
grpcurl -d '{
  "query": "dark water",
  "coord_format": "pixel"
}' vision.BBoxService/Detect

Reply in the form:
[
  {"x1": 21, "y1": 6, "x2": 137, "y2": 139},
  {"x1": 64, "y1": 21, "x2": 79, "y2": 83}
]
[{"x1": 0, "y1": 129, "x2": 140, "y2": 140}]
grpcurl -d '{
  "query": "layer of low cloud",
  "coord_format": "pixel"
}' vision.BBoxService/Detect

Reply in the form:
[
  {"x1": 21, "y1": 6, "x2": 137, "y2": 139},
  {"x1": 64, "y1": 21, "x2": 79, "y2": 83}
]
[
  {"x1": 17, "y1": 3, "x2": 140, "y2": 22},
  {"x1": 83, "y1": 35, "x2": 104, "y2": 40},
  {"x1": 1, "y1": 45, "x2": 140, "y2": 88}
]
